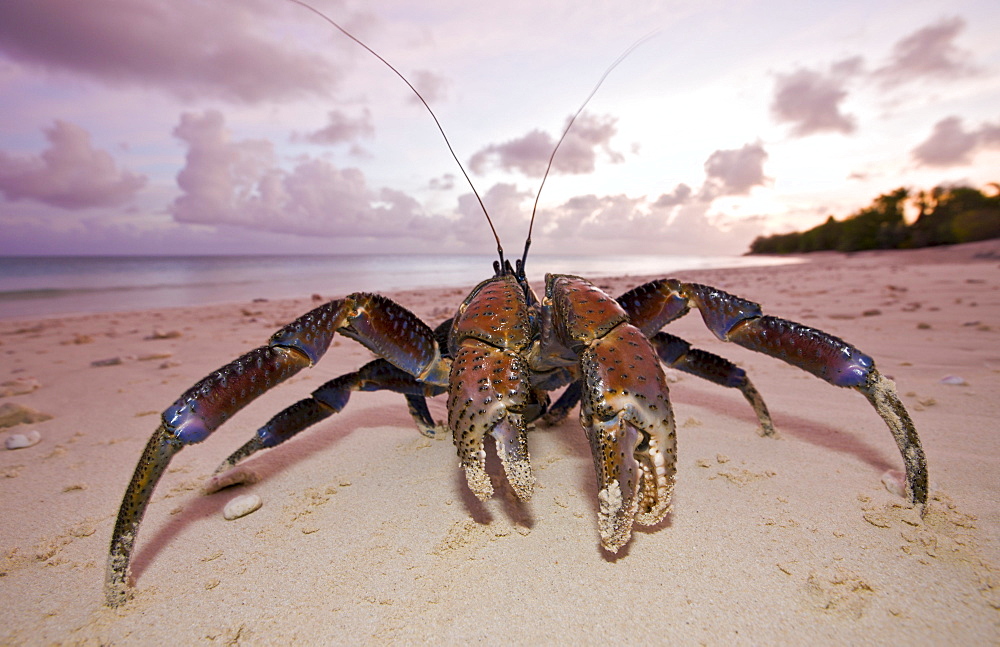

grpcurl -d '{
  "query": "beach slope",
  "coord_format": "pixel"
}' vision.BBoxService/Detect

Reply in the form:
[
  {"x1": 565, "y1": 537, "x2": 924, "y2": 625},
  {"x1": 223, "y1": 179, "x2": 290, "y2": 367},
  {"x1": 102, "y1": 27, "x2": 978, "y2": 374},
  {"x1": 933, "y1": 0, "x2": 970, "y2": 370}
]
[{"x1": 1, "y1": 242, "x2": 998, "y2": 644}]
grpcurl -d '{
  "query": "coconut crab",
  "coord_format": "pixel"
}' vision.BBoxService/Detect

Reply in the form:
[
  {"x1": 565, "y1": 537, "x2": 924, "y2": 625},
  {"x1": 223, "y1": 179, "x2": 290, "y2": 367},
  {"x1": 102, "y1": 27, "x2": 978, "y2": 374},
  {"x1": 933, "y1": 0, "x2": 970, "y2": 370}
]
[{"x1": 104, "y1": 1, "x2": 927, "y2": 607}]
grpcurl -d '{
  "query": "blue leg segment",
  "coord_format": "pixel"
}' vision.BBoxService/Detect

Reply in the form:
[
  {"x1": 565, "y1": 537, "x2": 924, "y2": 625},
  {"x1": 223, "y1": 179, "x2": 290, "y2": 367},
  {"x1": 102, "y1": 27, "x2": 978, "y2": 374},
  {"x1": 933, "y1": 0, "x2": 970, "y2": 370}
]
[
  {"x1": 541, "y1": 381, "x2": 583, "y2": 426},
  {"x1": 214, "y1": 359, "x2": 447, "y2": 473},
  {"x1": 538, "y1": 333, "x2": 774, "y2": 434},
  {"x1": 107, "y1": 294, "x2": 449, "y2": 607},
  {"x1": 649, "y1": 332, "x2": 774, "y2": 436}
]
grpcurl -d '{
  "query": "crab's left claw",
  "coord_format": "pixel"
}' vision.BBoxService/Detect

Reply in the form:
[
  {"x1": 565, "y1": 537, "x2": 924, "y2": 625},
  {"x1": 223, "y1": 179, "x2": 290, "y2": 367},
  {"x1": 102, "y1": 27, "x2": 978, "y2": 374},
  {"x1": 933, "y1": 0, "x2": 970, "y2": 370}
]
[{"x1": 580, "y1": 325, "x2": 677, "y2": 552}]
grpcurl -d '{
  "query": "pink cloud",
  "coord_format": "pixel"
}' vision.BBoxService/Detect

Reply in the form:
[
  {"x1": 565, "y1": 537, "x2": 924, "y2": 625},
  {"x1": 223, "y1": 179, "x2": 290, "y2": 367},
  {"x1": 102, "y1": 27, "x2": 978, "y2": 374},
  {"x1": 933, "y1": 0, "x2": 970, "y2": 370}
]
[
  {"x1": 429, "y1": 174, "x2": 456, "y2": 191},
  {"x1": 530, "y1": 141, "x2": 770, "y2": 253},
  {"x1": 876, "y1": 17, "x2": 975, "y2": 86},
  {"x1": 532, "y1": 191, "x2": 764, "y2": 256},
  {"x1": 169, "y1": 110, "x2": 438, "y2": 239},
  {"x1": 299, "y1": 109, "x2": 375, "y2": 146},
  {"x1": 652, "y1": 183, "x2": 693, "y2": 209},
  {"x1": 770, "y1": 18, "x2": 979, "y2": 138},
  {"x1": 468, "y1": 130, "x2": 552, "y2": 177},
  {"x1": 545, "y1": 193, "x2": 650, "y2": 239},
  {"x1": 408, "y1": 69, "x2": 450, "y2": 105},
  {"x1": 467, "y1": 112, "x2": 623, "y2": 177},
  {"x1": 0, "y1": 120, "x2": 146, "y2": 209},
  {"x1": 700, "y1": 142, "x2": 769, "y2": 199},
  {"x1": 455, "y1": 182, "x2": 533, "y2": 245},
  {"x1": 659, "y1": 203, "x2": 767, "y2": 255},
  {"x1": 0, "y1": 0, "x2": 340, "y2": 102},
  {"x1": 771, "y1": 58, "x2": 862, "y2": 137},
  {"x1": 912, "y1": 116, "x2": 1000, "y2": 167}
]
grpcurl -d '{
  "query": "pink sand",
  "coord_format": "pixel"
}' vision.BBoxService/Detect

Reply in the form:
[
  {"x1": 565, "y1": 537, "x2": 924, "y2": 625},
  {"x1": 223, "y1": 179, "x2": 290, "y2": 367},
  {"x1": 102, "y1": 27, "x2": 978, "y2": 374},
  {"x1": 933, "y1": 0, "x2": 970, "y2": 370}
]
[{"x1": 1, "y1": 241, "x2": 998, "y2": 643}]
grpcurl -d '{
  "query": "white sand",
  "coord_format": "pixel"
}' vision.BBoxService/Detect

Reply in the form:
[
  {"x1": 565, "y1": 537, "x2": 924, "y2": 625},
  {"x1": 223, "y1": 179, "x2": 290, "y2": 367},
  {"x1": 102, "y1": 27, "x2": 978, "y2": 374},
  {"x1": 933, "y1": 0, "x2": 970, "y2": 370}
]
[{"x1": 1, "y1": 241, "x2": 998, "y2": 644}]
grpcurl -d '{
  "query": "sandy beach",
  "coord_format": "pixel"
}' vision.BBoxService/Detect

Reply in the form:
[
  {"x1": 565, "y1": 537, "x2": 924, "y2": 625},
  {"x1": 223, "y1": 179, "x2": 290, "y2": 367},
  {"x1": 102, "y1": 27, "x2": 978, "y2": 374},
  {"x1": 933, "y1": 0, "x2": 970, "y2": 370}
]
[{"x1": 1, "y1": 241, "x2": 998, "y2": 645}]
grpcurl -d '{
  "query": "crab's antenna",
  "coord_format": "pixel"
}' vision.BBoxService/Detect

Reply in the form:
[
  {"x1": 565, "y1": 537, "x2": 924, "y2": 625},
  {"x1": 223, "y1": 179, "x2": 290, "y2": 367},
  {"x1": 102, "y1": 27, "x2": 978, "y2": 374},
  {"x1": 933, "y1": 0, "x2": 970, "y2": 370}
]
[
  {"x1": 520, "y1": 33, "x2": 657, "y2": 274},
  {"x1": 286, "y1": 0, "x2": 505, "y2": 267}
]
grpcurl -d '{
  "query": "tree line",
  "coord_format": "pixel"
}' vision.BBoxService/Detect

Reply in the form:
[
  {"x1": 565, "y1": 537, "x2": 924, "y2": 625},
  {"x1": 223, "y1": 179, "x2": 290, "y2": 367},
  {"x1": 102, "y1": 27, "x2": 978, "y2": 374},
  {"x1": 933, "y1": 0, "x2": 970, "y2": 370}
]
[{"x1": 747, "y1": 184, "x2": 1000, "y2": 255}]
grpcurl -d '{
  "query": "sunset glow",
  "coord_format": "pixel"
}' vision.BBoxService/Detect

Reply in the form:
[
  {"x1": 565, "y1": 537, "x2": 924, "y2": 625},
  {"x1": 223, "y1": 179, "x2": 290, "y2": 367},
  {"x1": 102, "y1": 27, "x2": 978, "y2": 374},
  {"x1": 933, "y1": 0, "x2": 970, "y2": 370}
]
[{"x1": 1, "y1": 0, "x2": 998, "y2": 257}]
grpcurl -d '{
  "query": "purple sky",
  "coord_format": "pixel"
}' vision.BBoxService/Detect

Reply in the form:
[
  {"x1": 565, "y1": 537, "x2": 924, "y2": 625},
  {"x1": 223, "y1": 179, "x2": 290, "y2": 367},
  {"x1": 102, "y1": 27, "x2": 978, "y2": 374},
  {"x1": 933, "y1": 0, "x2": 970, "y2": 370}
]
[{"x1": 1, "y1": 0, "x2": 999, "y2": 258}]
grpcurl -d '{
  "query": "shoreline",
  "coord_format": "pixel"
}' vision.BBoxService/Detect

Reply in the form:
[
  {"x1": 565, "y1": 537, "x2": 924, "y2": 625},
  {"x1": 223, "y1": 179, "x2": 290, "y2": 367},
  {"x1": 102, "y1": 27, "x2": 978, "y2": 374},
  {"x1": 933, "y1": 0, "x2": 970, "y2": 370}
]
[
  {"x1": 0, "y1": 252, "x2": 803, "y2": 323},
  {"x1": 1, "y1": 241, "x2": 998, "y2": 643}
]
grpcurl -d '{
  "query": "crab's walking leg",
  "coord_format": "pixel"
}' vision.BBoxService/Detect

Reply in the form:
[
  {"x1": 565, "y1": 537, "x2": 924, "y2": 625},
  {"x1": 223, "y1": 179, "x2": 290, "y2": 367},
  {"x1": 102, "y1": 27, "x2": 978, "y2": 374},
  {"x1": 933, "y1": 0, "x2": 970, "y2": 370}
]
[
  {"x1": 541, "y1": 381, "x2": 583, "y2": 425},
  {"x1": 650, "y1": 331, "x2": 774, "y2": 436},
  {"x1": 106, "y1": 422, "x2": 181, "y2": 606},
  {"x1": 539, "y1": 333, "x2": 774, "y2": 436},
  {"x1": 624, "y1": 279, "x2": 928, "y2": 507},
  {"x1": 545, "y1": 275, "x2": 677, "y2": 552},
  {"x1": 106, "y1": 294, "x2": 449, "y2": 607},
  {"x1": 214, "y1": 359, "x2": 447, "y2": 474}
]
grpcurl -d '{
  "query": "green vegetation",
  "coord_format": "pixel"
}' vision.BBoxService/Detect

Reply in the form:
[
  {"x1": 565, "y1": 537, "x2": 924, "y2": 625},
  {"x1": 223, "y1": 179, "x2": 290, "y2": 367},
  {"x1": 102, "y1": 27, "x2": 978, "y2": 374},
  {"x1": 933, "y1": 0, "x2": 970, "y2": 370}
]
[{"x1": 748, "y1": 184, "x2": 1000, "y2": 254}]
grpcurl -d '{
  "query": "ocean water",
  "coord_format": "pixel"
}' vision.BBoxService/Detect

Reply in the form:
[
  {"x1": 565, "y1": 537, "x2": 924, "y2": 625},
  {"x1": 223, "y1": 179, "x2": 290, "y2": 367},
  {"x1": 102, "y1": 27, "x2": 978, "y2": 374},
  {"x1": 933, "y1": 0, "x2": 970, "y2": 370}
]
[{"x1": 0, "y1": 254, "x2": 796, "y2": 320}]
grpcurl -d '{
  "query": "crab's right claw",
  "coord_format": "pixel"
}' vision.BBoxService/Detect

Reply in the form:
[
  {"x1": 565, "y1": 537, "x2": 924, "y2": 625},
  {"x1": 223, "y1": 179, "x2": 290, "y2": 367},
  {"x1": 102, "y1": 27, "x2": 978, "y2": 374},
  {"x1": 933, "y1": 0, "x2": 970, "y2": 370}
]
[{"x1": 448, "y1": 340, "x2": 535, "y2": 501}]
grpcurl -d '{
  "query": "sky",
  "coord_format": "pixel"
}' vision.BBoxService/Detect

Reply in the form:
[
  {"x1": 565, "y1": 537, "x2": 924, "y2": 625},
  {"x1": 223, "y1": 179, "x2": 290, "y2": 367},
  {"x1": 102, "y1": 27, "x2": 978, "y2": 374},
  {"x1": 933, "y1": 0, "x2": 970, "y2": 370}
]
[{"x1": 1, "y1": 0, "x2": 999, "y2": 258}]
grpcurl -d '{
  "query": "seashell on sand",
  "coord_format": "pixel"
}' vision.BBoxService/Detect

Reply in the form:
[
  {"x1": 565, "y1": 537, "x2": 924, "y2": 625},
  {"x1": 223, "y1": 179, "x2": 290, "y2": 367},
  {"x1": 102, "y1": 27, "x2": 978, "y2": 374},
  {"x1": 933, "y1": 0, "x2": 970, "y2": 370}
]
[
  {"x1": 5, "y1": 430, "x2": 41, "y2": 450},
  {"x1": 223, "y1": 494, "x2": 262, "y2": 520},
  {"x1": 880, "y1": 470, "x2": 906, "y2": 498}
]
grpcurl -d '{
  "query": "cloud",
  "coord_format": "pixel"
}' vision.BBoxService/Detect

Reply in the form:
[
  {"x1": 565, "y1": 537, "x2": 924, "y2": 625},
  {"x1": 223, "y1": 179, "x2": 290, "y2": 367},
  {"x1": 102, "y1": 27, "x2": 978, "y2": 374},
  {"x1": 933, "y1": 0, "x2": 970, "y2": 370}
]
[
  {"x1": 529, "y1": 138, "x2": 769, "y2": 253},
  {"x1": 169, "y1": 110, "x2": 430, "y2": 238},
  {"x1": 468, "y1": 130, "x2": 551, "y2": 176},
  {"x1": 300, "y1": 109, "x2": 375, "y2": 146},
  {"x1": 652, "y1": 183, "x2": 693, "y2": 209},
  {"x1": 165, "y1": 108, "x2": 772, "y2": 257},
  {"x1": 875, "y1": 17, "x2": 975, "y2": 86},
  {"x1": 429, "y1": 174, "x2": 456, "y2": 191},
  {"x1": 770, "y1": 19, "x2": 977, "y2": 137},
  {"x1": 658, "y1": 203, "x2": 767, "y2": 256},
  {"x1": 771, "y1": 58, "x2": 862, "y2": 136},
  {"x1": 700, "y1": 142, "x2": 769, "y2": 199},
  {"x1": 408, "y1": 69, "x2": 450, "y2": 105},
  {"x1": 455, "y1": 182, "x2": 533, "y2": 245},
  {"x1": 0, "y1": 120, "x2": 146, "y2": 209},
  {"x1": 170, "y1": 111, "x2": 275, "y2": 228},
  {"x1": 531, "y1": 191, "x2": 764, "y2": 256},
  {"x1": 467, "y1": 112, "x2": 623, "y2": 177},
  {"x1": 0, "y1": 0, "x2": 340, "y2": 103},
  {"x1": 911, "y1": 116, "x2": 1000, "y2": 167},
  {"x1": 544, "y1": 193, "x2": 649, "y2": 240}
]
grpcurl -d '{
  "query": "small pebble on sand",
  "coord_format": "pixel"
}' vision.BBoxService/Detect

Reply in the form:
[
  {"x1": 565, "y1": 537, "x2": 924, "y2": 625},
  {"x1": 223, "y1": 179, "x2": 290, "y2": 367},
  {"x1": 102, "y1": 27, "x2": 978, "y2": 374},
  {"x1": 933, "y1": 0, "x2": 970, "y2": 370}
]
[
  {"x1": 0, "y1": 377, "x2": 41, "y2": 397},
  {"x1": 91, "y1": 357, "x2": 123, "y2": 367},
  {"x1": 204, "y1": 466, "x2": 260, "y2": 494},
  {"x1": 148, "y1": 329, "x2": 182, "y2": 340},
  {"x1": 223, "y1": 494, "x2": 262, "y2": 520},
  {"x1": 0, "y1": 403, "x2": 53, "y2": 428}
]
